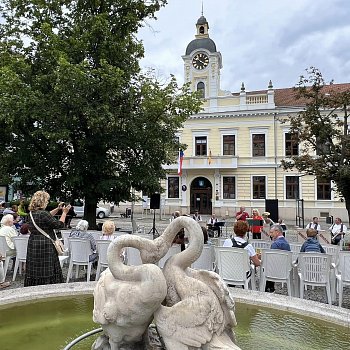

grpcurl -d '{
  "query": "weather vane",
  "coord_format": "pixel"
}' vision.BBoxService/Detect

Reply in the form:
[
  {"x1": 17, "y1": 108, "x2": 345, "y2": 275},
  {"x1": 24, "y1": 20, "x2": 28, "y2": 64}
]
[{"x1": 201, "y1": 0, "x2": 204, "y2": 16}]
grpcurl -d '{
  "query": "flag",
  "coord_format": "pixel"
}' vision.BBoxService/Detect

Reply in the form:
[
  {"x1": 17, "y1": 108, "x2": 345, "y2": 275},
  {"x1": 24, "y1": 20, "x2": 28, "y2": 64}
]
[
  {"x1": 208, "y1": 149, "x2": 212, "y2": 165},
  {"x1": 178, "y1": 150, "x2": 184, "y2": 175}
]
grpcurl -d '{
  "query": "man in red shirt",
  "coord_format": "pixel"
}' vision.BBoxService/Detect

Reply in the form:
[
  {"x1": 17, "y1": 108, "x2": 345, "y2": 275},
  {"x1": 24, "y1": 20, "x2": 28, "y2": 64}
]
[{"x1": 236, "y1": 206, "x2": 249, "y2": 221}]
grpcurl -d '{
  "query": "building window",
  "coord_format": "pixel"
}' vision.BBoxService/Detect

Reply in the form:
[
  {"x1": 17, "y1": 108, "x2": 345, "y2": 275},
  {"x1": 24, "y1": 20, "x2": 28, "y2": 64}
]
[
  {"x1": 317, "y1": 179, "x2": 331, "y2": 200},
  {"x1": 252, "y1": 134, "x2": 265, "y2": 157},
  {"x1": 286, "y1": 176, "x2": 299, "y2": 199},
  {"x1": 168, "y1": 177, "x2": 179, "y2": 198},
  {"x1": 197, "y1": 82, "x2": 205, "y2": 98},
  {"x1": 223, "y1": 135, "x2": 235, "y2": 155},
  {"x1": 195, "y1": 136, "x2": 207, "y2": 156},
  {"x1": 252, "y1": 176, "x2": 266, "y2": 199},
  {"x1": 223, "y1": 177, "x2": 236, "y2": 199},
  {"x1": 285, "y1": 133, "x2": 298, "y2": 156}
]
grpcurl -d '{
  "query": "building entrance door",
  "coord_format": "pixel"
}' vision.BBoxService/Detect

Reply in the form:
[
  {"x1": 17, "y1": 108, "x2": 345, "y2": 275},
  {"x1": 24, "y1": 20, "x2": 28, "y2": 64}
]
[{"x1": 190, "y1": 177, "x2": 212, "y2": 215}]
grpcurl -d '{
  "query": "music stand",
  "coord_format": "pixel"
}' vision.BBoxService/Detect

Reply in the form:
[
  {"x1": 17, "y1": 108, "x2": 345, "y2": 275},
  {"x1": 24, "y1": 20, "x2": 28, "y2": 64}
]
[{"x1": 246, "y1": 219, "x2": 264, "y2": 239}]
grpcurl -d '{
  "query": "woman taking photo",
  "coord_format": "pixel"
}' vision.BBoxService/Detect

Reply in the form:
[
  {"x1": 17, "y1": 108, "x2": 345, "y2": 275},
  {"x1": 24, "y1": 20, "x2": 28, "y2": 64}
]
[{"x1": 24, "y1": 191, "x2": 70, "y2": 287}]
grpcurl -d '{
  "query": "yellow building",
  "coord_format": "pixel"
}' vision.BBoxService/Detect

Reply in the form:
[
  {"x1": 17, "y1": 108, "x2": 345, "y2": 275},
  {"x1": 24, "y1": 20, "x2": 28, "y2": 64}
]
[{"x1": 162, "y1": 14, "x2": 348, "y2": 223}]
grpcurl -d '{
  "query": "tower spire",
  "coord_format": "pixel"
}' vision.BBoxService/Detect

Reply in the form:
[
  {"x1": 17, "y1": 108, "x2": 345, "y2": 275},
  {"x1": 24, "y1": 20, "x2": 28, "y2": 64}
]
[{"x1": 201, "y1": 1, "x2": 204, "y2": 16}]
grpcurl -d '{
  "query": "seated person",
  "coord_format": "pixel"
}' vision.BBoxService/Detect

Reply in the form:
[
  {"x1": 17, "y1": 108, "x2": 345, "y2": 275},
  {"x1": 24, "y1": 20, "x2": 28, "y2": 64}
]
[
  {"x1": 300, "y1": 228, "x2": 325, "y2": 253},
  {"x1": 0, "y1": 214, "x2": 17, "y2": 256},
  {"x1": 69, "y1": 220, "x2": 97, "y2": 263},
  {"x1": 17, "y1": 200, "x2": 28, "y2": 217},
  {"x1": 0, "y1": 255, "x2": 10, "y2": 289},
  {"x1": 173, "y1": 228, "x2": 185, "y2": 251},
  {"x1": 223, "y1": 220, "x2": 261, "y2": 267},
  {"x1": 329, "y1": 217, "x2": 347, "y2": 245},
  {"x1": 99, "y1": 220, "x2": 116, "y2": 240},
  {"x1": 265, "y1": 225, "x2": 291, "y2": 293},
  {"x1": 207, "y1": 213, "x2": 221, "y2": 236},
  {"x1": 306, "y1": 217, "x2": 321, "y2": 233},
  {"x1": 170, "y1": 210, "x2": 181, "y2": 222},
  {"x1": 19, "y1": 223, "x2": 30, "y2": 235},
  {"x1": 192, "y1": 210, "x2": 202, "y2": 222}
]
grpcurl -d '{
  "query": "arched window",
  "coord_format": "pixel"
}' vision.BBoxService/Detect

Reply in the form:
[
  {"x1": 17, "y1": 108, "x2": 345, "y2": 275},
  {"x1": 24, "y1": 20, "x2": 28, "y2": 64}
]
[
  {"x1": 199, "y1": 26, "x2": 205, "y2": 34},
  {"x1": 197, "y1": 82, "x2": 205, "y2": 98}
]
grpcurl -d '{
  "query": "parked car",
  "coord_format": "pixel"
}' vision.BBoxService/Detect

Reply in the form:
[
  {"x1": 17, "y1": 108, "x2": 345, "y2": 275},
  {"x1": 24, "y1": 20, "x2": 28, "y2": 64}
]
[{"x1": 73, "y1": 201, "x2": 111, "y2": 219}]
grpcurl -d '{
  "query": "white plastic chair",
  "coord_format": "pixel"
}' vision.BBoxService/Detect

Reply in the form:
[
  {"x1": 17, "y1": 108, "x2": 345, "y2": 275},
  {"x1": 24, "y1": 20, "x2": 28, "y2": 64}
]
[
  {"x1": 12, "y1": 236, "x2": 29, "y2": 281},
  {"x1": 191, "y1": 245, "x2": 215, "y2": 270},
  {"x1": 298, "y1": 253, "x2": 332, "y2": 305},
  {"x1": 61, "y1": 231, "x2": 71, "y2": 253},
  {"x1": 0, "y1": 236, "x2": 16, "y2": 276},
  {"x1": 285, "y1": 230, "x2": 299, "y2": 243},
  {"x1": 259, "y1": 249, "x2": 294, "y2": 296},
  {"x1": 323, "y1": 244, "x2": 340, "y2": 265},
  {"x1": 334, "y1": 251, "x2": 350, "y2": 307},
  {"x1": 95, "y1": 240, "x2": 111, "y2": 280},
  {"x1": 158, "y1": 244, "x2": 182, "y2": 269},
  {"x1": 210, "y1": 238, "x2": 219, "y2": 246},
  {"x1": 218, "y1": 238, "x2": 227, "y2": 246},
  {"x1": 214, "y1": 246, "x2": 256, "y2": 290},
  {"x1": 250, "y1": 240, "x2": 271, "y2": 251},
  {"x1": 125, "y1": 247, "x2": 143, "y2": 266},
  {"x1": 66, "y1": 238, "x2": 94, "y2": 282},
  {"x1": 289, "y1": 243, "x2": 302, "y2": 262}
]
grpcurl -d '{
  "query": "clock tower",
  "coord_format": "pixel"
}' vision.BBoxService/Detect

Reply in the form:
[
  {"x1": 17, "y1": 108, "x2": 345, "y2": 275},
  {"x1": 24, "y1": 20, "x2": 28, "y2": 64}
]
[{"x1": 182, "y1": 15, "x2": 222, "y2": 109}]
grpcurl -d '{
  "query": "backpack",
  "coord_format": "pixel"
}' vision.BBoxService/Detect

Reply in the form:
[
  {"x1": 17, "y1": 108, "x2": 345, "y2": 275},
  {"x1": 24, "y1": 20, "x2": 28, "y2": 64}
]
[{"x1": 231, "y1": 238, "x2": 249, "y2": 248}]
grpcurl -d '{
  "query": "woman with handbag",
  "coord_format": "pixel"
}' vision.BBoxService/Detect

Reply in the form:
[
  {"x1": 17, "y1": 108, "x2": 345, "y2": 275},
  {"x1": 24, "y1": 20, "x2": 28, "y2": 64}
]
[{"x1": 24, "y1": 190, "x2": 70, "y2": 287}]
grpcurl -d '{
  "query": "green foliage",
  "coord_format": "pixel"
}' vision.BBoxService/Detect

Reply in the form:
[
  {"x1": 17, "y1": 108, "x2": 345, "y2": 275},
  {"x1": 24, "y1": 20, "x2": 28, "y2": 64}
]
[
  {"x1": 0, "y1": 0, "x2": 201, "y2": 227},
  {"x1": 281, "y1": 67, "x2": 350, "y2": 221}
]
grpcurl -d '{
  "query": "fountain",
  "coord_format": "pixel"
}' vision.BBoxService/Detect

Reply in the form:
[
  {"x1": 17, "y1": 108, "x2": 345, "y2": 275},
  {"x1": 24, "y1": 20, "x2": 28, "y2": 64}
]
[{"x1": 0, "y1": 217, "x2": 349, "y2": 349}]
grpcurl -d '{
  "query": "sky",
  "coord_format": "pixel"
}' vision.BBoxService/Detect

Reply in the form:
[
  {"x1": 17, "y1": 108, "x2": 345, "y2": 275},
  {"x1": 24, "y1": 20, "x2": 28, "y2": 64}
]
[{"x1": 137, "y1": 0, "x2": 350, "y2": 92}]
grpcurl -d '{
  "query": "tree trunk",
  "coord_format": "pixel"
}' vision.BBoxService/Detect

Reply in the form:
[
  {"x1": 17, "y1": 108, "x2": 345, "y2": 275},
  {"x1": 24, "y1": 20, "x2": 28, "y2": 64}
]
[{"x1": 85, "y1": 194, "x2": 98, "y2": 229}]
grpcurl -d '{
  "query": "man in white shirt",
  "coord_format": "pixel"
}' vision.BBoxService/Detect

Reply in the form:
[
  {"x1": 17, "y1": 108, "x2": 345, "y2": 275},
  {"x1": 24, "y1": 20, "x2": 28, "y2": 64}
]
[
  {"x1": 307, "y1": 217, "x2": 321, "y2": 233},
  {"x1": 329, "y1": 217, "x2": 347, "y2": 245},
  {"x1": 208, "y1": 213, "x2": 221, "y2": 236}
]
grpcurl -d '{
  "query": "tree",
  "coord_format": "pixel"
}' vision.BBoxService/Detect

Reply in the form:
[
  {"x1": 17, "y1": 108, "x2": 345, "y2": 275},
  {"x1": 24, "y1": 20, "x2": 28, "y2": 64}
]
[
  {"x1": 0, "y1": 0, "x2": 202, "y2": 227},
  {"x1": 281, "y1": 67, "x2": 350, "y2": 222}
]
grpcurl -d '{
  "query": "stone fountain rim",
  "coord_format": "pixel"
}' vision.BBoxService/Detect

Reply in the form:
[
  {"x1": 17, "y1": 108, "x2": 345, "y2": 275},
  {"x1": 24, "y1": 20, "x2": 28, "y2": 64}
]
[{"x1": 0, "y1": 282, "x2": 349, "y2": 328}]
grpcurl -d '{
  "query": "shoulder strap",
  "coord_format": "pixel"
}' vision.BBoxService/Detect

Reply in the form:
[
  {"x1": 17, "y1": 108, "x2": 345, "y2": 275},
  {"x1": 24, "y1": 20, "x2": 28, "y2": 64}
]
[
  {"x1": 231, "y1": 238, "x2": 248, "y2": 248},
  {"x1": 341, "y1": 223, "x2": 344, "y2": 233},
  {"x1": 29, "y1": 211, "x2": 55, "y2": 243}
]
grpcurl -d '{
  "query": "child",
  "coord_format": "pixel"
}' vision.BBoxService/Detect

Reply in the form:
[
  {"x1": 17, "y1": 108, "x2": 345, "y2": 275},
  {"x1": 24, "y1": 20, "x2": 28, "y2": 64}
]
[{"x1": 300, "y1": 228, "x2": 325, "y2": 253}]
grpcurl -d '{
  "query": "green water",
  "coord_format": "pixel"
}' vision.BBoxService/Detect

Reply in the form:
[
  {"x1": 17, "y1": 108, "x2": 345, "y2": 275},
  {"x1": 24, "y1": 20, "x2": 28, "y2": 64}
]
[{"x1": 0, "y1": 296, "x2": 349, "y2": 350}]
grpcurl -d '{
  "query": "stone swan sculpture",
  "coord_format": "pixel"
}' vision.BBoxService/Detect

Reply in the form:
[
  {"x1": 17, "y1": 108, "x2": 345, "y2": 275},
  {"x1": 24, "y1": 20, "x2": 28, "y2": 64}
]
[
  {"x1": 92, "y1": 216, "x2": 240, "y2": 349},
  {"x1": 154, "y1": 216, "x2": 241, "y2": 350},
  {"x1": 92, "y1": 218, "x2": 191, "y2": 349},
  {"x1": 92, "y1": 234, "x2": 168, "y2": 350}
]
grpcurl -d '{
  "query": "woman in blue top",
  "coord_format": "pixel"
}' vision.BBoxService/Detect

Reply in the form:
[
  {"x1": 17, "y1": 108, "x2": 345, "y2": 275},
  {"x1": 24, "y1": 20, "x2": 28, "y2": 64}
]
[{"x1": 300, "y1": 228, "x2": 325, "y2": 253}]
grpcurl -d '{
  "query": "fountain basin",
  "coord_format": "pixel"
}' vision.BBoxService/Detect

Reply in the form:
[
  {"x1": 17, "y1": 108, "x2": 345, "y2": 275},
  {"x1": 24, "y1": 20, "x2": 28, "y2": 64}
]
[{"x1": 0, "y1": 283, "x2": 349, "y2": 349}]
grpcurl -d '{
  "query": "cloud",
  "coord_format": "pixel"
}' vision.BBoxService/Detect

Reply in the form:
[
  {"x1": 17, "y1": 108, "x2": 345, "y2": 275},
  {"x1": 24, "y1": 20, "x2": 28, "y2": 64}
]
[{"x1": 138, "y1": 0, "x2": 350, "y2": 92}]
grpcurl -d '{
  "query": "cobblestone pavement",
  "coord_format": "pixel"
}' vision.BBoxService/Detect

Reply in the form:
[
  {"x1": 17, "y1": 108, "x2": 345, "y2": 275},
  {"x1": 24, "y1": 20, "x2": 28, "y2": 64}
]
[{"x1": 2, "y1": 214, "x2": 350, "y2": 310}]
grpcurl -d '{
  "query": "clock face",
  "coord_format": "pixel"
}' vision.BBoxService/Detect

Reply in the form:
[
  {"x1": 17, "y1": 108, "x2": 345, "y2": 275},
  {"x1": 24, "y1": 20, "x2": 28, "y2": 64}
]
[{"x1": 192, "y1": 53, "x2": 209, "y2": 70}]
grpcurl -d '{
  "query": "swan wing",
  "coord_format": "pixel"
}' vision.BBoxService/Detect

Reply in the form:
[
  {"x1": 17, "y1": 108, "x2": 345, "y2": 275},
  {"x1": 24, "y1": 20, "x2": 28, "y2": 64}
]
[
  {"x1": 186, "y1": 268, "x2": 237, "y2": 328},
  {"x1": 154, "y1": 298, "x2": 215, "y2": 348}
]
